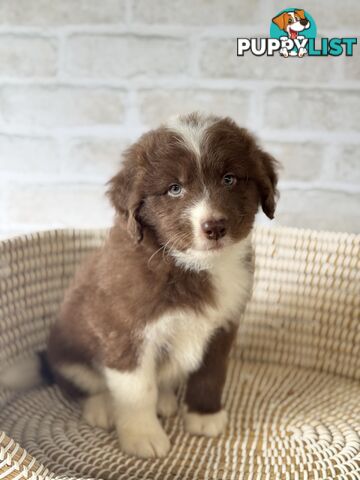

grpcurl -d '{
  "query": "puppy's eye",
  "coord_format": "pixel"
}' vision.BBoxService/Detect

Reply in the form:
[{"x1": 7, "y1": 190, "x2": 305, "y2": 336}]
[
  {"x1": 168, "y1": 183, "x2": 183, "y2": 197},
  {"x1": 288, "y1": 18, "x2": 293, "y2": 24},
  {"x1": 222, "y1": 174, "x2": 237, "y2": 187}
]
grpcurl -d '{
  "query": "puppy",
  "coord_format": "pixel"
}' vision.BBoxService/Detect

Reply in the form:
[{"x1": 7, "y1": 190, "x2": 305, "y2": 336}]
[
  {"x1": 272, "y1": 9, "x2": 310, "y2": 57},
  {"x1": 44, "y1": 113, "x2": 278, "y2": 458}
]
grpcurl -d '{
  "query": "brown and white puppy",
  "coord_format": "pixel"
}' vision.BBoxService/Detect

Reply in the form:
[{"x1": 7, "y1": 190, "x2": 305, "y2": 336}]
[{"x1": 47, "y1": 113, "x2": 277, "y2": 458}]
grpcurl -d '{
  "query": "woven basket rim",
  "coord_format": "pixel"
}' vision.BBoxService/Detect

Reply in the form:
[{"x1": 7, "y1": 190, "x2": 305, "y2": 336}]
[{"x1": 1, "y1": 224, "x2": 359, "y2": 246}]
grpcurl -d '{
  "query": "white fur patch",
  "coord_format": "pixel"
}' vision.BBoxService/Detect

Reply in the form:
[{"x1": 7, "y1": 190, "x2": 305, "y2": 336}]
[
  {"x1": 105, "y1": 345, "x2": 156, "y2": 411},
  {"x1": 189, "y1": 197, "x2": 211, "y2": 227},
  {"x1": 58, "y1": 363, "x2": 105, "y2": 394},
  {"x1": 82, "y1": 391, "x2": 114, "y2": 430},
  {"x1": 116, "y1": 418, "x2": 170, "y2": 458},
  {"x1": 188, "y1": 198, "x2": 209, "y2": 250},
  {"x1": 148, "y1": 308, "x2": 222, "y2": 386},
  {"x1": 184, "y1": 409, "x2": 227, "y2": 436},
  {"x1": 157, "y1": 388, "x2": 178, "y2": 417},
  {"x1": 166, "y1": 113, "x2": 217, "y2": 160}
]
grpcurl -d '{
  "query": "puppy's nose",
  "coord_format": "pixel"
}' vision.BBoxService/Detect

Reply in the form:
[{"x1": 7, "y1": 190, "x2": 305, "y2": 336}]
[
  {"x1": 201, "y1": 219, "x2": 227, "y2": 241},
  {"x1": 300, "y1": 18, "x2": 308, "y2": 26}
]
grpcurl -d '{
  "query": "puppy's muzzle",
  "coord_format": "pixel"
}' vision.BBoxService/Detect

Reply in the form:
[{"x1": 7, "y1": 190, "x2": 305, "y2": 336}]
[
  {"x1": 300, "y1": 18, "x2": 309, "y2": 26},
  {"x1": 201, "y1": 219, "x2": 227, "y2": 241}
]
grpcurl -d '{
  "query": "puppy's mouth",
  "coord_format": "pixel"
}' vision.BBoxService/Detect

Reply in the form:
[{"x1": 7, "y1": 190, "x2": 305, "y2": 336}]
[
  {"x1": 289, "y1": 28, "x2": 298, "y2": 40},
  {"x1": 193, "y1": 239, "x2": 227, "y2": 253},
  {"x1": 204, "y1": 243, "x2": 224, "y2": 251}
]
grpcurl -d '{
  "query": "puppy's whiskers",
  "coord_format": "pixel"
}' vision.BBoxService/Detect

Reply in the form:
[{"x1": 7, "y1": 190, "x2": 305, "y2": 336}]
[
  {"x1": 147, "y1": 244, "x2": 167, "y2": 267},
  {"x1": 164, "y1": 232, "x2": 191, "y2": 260},
  {"x1": 147, "y1": 232, "x2": 190, "y2": 267}
]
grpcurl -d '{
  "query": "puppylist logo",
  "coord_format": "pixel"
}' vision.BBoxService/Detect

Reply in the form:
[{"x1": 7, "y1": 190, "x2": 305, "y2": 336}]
[{"x1": 237, "y1": 8, "x2": 357, "y2": 58}]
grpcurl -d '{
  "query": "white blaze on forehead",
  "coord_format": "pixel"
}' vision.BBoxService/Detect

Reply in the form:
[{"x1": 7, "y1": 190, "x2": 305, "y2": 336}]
[{"x1": 165, "y1": 114, "x2": 217, "y2": 160}]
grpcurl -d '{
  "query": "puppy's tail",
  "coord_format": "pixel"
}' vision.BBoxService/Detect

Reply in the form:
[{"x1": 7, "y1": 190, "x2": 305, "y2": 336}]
[{"x1": 0, "y1": 351, "x2": 54, "y2": 391}]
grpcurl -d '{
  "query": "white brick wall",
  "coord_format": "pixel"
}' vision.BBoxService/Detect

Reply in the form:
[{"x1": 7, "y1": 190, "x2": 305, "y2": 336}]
[{"x1": 0, "y1": 0, "x2": 359, "y2": 238}]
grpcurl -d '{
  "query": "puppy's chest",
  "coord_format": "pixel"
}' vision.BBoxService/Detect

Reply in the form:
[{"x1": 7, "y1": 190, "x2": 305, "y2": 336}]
[{"x1": 150, "y1": 256, "x2": 253, "y2": 381}]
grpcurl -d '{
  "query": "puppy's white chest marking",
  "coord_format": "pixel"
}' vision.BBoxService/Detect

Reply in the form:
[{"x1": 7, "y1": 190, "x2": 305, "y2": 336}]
[{"x1": 146, "y1": 239, "x2": 254, "y2": 385}]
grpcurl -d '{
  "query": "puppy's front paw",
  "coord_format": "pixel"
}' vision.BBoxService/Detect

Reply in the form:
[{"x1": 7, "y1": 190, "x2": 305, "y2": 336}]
[
  {"x1": 157, "y1": 389, "x2": 178, "y2": 417},
  {"x1": 184, "y1": 409, "x2": 227, "y2": 437},
  {"x1": 82, "y1": 393, "x2": 114, "y2": 430},
  {"x1": 118, "y1": 420, "x2": 170, "y2": 458}
]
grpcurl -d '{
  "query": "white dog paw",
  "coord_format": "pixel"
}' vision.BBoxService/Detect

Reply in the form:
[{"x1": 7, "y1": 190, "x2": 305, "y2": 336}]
[
  {"x1": 298, "y1": 47, "x2": 307, "y2": 57},
  {"x1": 157, "y1": 390, "x2": 178, "y2": 417},
  {"x1": 82, "y1": 393, "x2": 114, "y2": 430},
  {"x1": 184, "y1": 409, "x2": 227, "y2": 437},
  {"x1": 118, "y1": 420, "x2": 170, "y2": 458},
  {"x1": 280, "y1": 48, "x2": 289, "y2": 57}
]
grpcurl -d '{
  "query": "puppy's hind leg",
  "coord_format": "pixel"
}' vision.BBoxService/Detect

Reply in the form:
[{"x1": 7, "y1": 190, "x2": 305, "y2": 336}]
[
  {"x1": 57, "y1": 363, "x2": 114, "y2": 430},
  {"x1": 82, "y1": 391, "x2": 114, "y2": 430}
]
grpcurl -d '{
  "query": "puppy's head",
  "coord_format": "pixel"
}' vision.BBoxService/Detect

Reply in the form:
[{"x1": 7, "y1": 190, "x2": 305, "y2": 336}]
[
  {"x1": 108, "y1": 113, "x2": 278, "y2": 267},
  {"x1": 272, "y1": 10, "x2": 310, "y2": 39}
]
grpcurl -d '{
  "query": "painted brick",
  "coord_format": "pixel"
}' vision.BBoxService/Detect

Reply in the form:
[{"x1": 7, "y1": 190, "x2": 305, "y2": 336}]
[
  {"x1": 343, "y1": 39, "x2": 360, "y2": 80},
  {"x1": 0, "y1": 86, "x2": 126, "y2": 128},
  {"x1": 0, "y1": 0, "x2": 126, "y2": 26},
  {"x1": 0, "y1": 135, "x2": 59, "y2": 174},
  {"x1": 64, "y1": 35, "x2": 190, "y2": 79},
  {"x1": 132, "y1": 0, "x2": 263, "y2": 25},
  {"x1": 263, "y1": 141, "x2": 324, "y2": 181},
  {"x1": 138, "y1": 88, "x2": 251, "y2": 126},
  {"x1": 264, "y1": 88, "x2": 360, "y2": 131},
  {"x1": 334, "y1": 145, "x2": 360, "y2": 183},
  {"x1": 63, "y1": 137, "x2": 130, "y2": 180},
  {"x1": 0, "y1": 36, "x2": 58, "y2": 78},
  {"x1": 6, "y1": 185, "x2": 113, "y2": 227},
  {"x1": 276, "y1": 189, "x2": 360, "y2": 233},
  {"x1": 199, "y1": 38, "x2": 342, "y2": 82}
]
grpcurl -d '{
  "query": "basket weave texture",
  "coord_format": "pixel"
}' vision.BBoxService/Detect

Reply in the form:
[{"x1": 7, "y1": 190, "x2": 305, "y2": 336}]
[{"x1": 0, "y1": 227, "x2": 359, "y2": 480}]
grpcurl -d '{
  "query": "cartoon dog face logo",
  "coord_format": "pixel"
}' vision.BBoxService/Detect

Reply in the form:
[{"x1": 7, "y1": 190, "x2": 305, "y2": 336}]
[
  {"x1": 272, "y1": 9, "x2": 310, "y2": 57},
  {"x1": 272, "y1": 9, "x2": 310, "y2": 39}
]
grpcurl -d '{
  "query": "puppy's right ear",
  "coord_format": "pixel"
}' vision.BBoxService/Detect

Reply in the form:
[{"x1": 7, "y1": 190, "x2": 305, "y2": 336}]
[
  {"x1": 295, "y1": 9, "x2": 306, "y2": 19},
  {"x1": 254, "y1": 149, "x2": 279, "y2": 220},
  {"x1": 107, "y1": 155, "x2": 144, "y2": 243},
  {"x1": 272, "y1": 12, "x2": 288, "y2": 31}
]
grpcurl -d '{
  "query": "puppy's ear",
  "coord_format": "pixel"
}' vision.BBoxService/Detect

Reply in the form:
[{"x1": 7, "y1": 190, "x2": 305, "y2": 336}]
[
  {"x1": 254, "y1": 150, "x2": 279, "y2": 219},
  {"x1": 107, "y1": 154, "x2": 144, "y2": 243},
  {"x1": 295, "y1": 9, "x2": 305, "y2": 19},
  {"x1": 272, "y1": 12, "x2": 288, "y2": 31}
]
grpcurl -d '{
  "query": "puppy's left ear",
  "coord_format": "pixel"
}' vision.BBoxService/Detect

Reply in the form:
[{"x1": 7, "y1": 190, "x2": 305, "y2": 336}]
[
  {"x1": 255, "y1": 150, "x2": 279, "y2": 219},
  {"x1": 107, "y1": 157, "x2": 144, "y2": 243}
]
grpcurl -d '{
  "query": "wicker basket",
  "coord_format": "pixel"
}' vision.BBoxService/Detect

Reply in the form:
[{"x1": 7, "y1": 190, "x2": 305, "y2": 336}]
[{"x1": 0, "y1": 227, "x2": 359, "y2": 480}]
